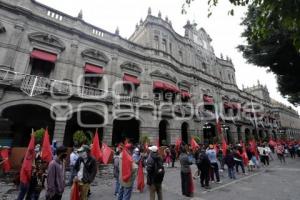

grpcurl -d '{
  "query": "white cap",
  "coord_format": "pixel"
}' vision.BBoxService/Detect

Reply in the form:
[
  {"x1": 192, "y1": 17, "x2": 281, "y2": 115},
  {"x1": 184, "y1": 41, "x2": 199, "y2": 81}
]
[
  {"x1": 148, "y1": 145, "x2": 158, "y2": 152},
  {"x1": 134, "y1": 148, "x2": 139, "y2": 152}
]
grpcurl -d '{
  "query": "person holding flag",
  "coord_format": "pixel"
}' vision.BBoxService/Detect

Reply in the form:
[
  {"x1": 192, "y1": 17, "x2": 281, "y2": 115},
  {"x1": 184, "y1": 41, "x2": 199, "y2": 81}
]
[
  {"x1": 73, "y1": 145, "x2": 97, "y2": 200},
  {"x1": 118, "y1": 143, "x2": 138, "y2": 200},
  {"x1": 17, "y1": 134, "x2": 35, "y2": 200}
]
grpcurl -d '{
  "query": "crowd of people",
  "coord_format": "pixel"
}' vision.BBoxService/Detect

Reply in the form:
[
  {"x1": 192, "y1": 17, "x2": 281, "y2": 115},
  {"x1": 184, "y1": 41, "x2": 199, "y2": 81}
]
[{"x1": 5, "y1": 135, "x2": 300, "y2": 200}]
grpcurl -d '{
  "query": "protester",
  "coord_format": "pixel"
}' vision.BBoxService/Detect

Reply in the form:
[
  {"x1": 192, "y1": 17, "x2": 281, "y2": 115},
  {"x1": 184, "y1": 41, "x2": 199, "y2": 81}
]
[
  {"x1": 118, "y1": 143, "x2": 138, "y2": 200},
  {"x1": 132, "y1": 148, "x2": 141, "y2": 164},
  {"x1": 258, "y1": 144, "x2": 269, "y2": 166},
  {"x1": 46, "y1": 146, "x2": 67, "y2": 200},
  {"x1": 73, "y1": 145, "x2": 97, "y2": 200},
  {"x1": 288, "y1": 143, "x2": 296, "y2": 159},
  {"x1": 170, "y1": 145, "x2": 177, "y2": 168},
  {"x1": 26, "y1": 145, "x2": 47, "y2": 200},
  {"x1": 275, "y1": 144, "x2": 286, "y2": 164},
  {"x1": 233, "y1": 147, "x2": 246, "y2": 174},
  {"x1": 206, "y1": 144, "x2": 221, "y2": 183},
  {"x1": 179, "y1": 146, "x2": 194, "y2": 197},
  {"x1": 146, "y1": 145, "x2": 164, "y2": 200},
  {"x1": 113, "y1": 148, "x2": 121, "y2": 196},
  {"x1": 197, "y1": 147, "x2": 211, "y2": 189},
  {"x1": 68, "y1": 147, "x2": 79, "y2": 186},
  {"x1": 164, "y1": 147, "x2": 171, "y2": 168},
  {"x1": 224, "y1": 149, "x2": 236, "y2": 179}
]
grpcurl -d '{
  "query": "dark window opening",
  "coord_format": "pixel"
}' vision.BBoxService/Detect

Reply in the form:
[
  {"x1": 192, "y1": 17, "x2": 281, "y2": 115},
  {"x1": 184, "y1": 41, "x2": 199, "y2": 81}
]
[{"x1": 30, "y1": 58, "x2": 54, "y2": 78}]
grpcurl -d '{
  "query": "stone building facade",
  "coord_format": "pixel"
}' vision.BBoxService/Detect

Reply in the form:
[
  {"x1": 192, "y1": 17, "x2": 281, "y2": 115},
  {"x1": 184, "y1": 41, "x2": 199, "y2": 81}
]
[{"x1": 0, "y1": 0, "x2": 299, "y2": 148}]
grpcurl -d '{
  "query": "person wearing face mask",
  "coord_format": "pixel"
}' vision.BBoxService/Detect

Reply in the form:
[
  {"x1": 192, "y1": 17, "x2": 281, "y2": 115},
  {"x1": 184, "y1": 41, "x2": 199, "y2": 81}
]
[
  {"x1": 74, "y1": 145, "x2": 97, "y2": 200},
  {"x1": 46, "y1": 146, "x2": 67, "y2": 200}
]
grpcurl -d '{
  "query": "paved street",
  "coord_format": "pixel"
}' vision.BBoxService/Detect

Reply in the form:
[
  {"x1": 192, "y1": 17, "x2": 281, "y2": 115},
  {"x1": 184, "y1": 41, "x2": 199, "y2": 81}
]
[{"x1": 1, "y1": 155, "x2": 300, "y2": 200}]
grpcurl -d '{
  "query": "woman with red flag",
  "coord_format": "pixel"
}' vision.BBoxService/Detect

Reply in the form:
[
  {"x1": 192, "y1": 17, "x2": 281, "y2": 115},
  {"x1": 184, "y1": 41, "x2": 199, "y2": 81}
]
[
  {"x1": 137, "y1": 159, "x2": 145, "y2": 192},
  {"x1": 17, "y1": 134, "x2": 35, "y2": 200},
  {"x1": 118, "y1": 143, "x2": 138, "y2": 200}
]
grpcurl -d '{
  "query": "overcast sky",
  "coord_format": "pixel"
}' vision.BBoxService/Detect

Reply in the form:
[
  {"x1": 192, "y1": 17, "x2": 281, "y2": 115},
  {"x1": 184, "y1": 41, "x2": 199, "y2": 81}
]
[{"x1": 37, "y1": 0, "x2": 299, "y2": 113}]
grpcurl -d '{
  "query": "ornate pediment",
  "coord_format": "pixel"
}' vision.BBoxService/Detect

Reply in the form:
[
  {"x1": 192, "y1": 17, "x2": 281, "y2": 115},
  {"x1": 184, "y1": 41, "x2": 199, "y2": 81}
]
[
  {"x1": 150, "y1": 70, "x2": 177, "y2": 83},
  {"x1": 28, "y1": 32, "x2": 65, "y2": 51},
  {"x1": 0, "y1": 22, "x2": 6, "y2": 33},
  {"x1": 120, "y1": 61, "x2": 142, "y2": 74},
  {"x1": 178, "y1": 80, "x2": 192, "y2": 88},
  {"x1": 81, "y1": 49, "x2": 109, "y2": 64}
]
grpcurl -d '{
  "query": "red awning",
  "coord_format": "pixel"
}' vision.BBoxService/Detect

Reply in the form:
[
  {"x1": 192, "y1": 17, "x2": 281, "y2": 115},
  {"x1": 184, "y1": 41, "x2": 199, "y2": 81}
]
[
  {"x1": 203, "y1": 95, "x2": 214, "y2": 103},
  {"x1": 30, "y1": 49, "x2": 57, "y2": 63},
  {"x1": 85, "y1": 63, "x2": 104, "y2": 74},
  {"x1": 181, "y1": 90, "x2": 191, "y2": 98},
  {"x1": 123, "y1": 74, "x2": 140, "y2": 86},
  {"x1": 153, "y1": 81, "x2": 179, "y2": 93}
]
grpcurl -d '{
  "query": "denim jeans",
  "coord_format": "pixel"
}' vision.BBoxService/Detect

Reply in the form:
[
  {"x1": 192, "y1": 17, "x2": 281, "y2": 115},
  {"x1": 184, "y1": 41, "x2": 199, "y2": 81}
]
[
  {"x1": 114, "y1": 178, "x2": 120, "y2": 195},
  {"x1": 118, "y1": 186, "x2": 133, "y2": 200},
  {"x1": 17, "y1": 182, "x2": 29, "y2": 200},
  {"x1": 235, "y1": 161, "x2": 245, "y2": 173},
  {"x1": 228, "y1": 167, "x2": 236, "y2": 179},
  {"x1": 210, "y1": 162, "x2": 220, "y2": 182}
]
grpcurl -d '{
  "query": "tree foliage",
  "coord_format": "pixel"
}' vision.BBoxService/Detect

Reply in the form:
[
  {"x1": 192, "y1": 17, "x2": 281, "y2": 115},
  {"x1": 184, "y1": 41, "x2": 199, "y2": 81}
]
[{"x1": 183, "y1": 0, "x2": 300, "y2": 105}]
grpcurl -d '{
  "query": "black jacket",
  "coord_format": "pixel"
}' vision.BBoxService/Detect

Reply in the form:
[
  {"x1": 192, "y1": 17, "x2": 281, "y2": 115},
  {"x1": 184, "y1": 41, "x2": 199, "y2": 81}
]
[
  {"x1": 146, "y1": 152, "x2": 164, "y2": 185},
  {"x1": 74, "y1": 155, "x2": 97, "y2": 184}
]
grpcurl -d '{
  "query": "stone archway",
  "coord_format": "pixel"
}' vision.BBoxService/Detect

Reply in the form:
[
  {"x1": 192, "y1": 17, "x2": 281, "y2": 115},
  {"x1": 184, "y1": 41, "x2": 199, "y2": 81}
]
[
  {"x1": 112, "y1": 117, "x2": 140, "y2": 146},
  {"x1": 159, "y1": 120, "x2": 169, "y2": 146},
  {"x1": 181, "y1": 122, "x2": 189, "y2": 145},
  {"x1": 64, "y1": 111, "x2": 104, "y2": 147},
  {"x1": 1, "y1": 104, "x2": 55, "y2": 147},
  {"x1": 203, "y1": 123, "x2": 216, "y2": 145}
]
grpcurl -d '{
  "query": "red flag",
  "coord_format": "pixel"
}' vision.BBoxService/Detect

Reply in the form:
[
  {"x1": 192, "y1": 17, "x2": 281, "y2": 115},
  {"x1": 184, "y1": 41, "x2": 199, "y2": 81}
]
[
  {"x1": 122, "y1": 149, "x2": 133, "y2": 182},
  {"x1": 137, "y1": 160, "x2": 145, "y2": 192},
  {"x1": 249, "y1": 139, "x2": 259, "y2": 159},
  {"x1": 222, "y1": 137, "x2": 227, "y2": 156},
  {"x1": 175, "y1": 138, "x2": 182, "y2": 153},
  {"x1": 269, "y1": 139, "x2": 276, "y2": 147},
  {"x1": 102, "y1": 143, "x2": 113, "y2": 164},
  {"x1": 240, "y1": 140, "x2": 249, "y2": 165},
  {"x1": 70, "y1": 182, "x2": 80, "y2": 200},
  {"x1": 41, "y1": 128, "x2": 52, "y2": 163},
  {"x1": 188, "y1": 172, "x2": 194, "y2": 194},
  {"x1": 0, "y1": 148, "x2": 11, "y2": 173},
  {"x1": 191, "y1": 137, "x2": 199, "y2": 152},
  {"x1": 91, "y1": 130, "x2": 102, "y2": 162},
  {"x1": 20, "y1": 134, "x2": 35, "y2": 184}
]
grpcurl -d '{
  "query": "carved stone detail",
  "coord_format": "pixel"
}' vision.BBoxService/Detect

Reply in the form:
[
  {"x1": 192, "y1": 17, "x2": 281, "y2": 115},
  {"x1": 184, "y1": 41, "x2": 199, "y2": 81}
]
[
  {"x1": 28, "y1": 32, "x2": 65, "y2": 51},
  {"x1": 120, "y1": 61, "x2": 142, "y2": 74},
  {"x1": 81, "y1": 49, "x2": 109, "y2": 64},
  {"x1": 150, "y1": 70, "x2": 177, "y2": 83}
]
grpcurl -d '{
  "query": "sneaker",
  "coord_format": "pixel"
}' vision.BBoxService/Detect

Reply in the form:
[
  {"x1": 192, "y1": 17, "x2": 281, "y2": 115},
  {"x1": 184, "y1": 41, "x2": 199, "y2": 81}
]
[{"x1": 216, "y1": 181, "x2": 222, "y2": 184}]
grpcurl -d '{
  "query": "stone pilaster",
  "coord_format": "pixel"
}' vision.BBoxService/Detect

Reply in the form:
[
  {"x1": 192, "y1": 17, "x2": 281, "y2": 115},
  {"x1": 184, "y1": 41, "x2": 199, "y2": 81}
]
[{"x1": 53, "y1": 120, "x2": 67, "y2": 146}]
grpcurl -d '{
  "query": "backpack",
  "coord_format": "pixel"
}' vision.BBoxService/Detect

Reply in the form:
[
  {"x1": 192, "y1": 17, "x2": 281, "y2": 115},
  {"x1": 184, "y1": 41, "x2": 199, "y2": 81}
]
[{"x1": 153, "y1": 159, "x2": 165, "y2": 184}]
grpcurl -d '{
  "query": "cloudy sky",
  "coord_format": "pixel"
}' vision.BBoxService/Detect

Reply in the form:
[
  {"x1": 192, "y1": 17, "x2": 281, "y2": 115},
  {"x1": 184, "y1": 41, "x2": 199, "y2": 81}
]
[{"x1": 38, "y1": 0, "x2": 299, "y2": 113}]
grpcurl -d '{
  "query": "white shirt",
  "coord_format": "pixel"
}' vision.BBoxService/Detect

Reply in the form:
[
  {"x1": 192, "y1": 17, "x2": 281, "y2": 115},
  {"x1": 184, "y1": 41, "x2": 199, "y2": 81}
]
[
  {"x1": 77, "y1": 162, "x2": 84, "y2": 181},
  {"x1": 70, "y1": 152, "x2": 79, "y2": 166}
]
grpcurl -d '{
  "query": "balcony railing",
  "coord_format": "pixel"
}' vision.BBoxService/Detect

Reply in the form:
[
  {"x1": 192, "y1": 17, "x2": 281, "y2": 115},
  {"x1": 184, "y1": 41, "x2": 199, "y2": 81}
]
[{"x1": 0, "y1": 69, "x2": 109, "y2": 100}]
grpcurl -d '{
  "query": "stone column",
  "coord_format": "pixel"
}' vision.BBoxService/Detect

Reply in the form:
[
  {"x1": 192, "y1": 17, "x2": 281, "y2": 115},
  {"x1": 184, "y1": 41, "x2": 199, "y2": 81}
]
[
  {"x1": 103, "y1": 125, "x2": 113, "y2": 145},
  {"x1": 53, "y1": 120, "x2": 67, "y2": 145}
]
